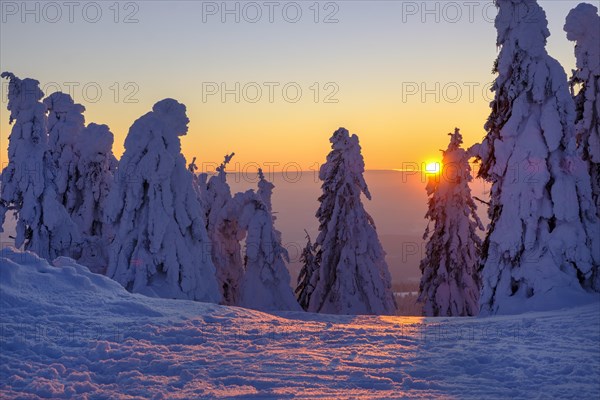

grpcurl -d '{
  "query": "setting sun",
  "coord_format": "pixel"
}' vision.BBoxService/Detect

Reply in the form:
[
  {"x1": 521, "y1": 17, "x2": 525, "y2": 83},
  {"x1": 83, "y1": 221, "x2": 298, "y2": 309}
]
[{"x1": 424, "y1": 161, "x2": 441, "y2": 174}]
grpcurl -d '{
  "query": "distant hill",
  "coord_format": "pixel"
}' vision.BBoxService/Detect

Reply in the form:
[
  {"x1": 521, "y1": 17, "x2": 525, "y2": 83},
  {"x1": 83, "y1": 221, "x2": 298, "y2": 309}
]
[{"x1": 1, "y1": 170, "x2": 489, "y2": 287}]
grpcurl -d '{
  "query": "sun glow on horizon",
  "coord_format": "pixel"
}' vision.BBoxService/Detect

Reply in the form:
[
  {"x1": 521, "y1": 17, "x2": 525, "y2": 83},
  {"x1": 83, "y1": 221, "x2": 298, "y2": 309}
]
[{"x1": 424, "y1": 161, "x2": 441, "y2": 175}]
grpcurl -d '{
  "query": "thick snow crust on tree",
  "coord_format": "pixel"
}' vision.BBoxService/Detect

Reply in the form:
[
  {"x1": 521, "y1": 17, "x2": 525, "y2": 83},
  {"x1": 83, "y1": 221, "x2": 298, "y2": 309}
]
[
  {"x1": 44, "y1": 92, "x2": 85, "y2": 215},
  {"x1": 307, "y1": 128, "x2": 396, "y2": 315},
  {"x1": 237, "y1": 171, "x2": 301, "y2": 312},
  {"x1": 202, "y1": 154, "x2": 244, "y2": 306},
  {"x1": 476, "y1": 0, "x2": 600, "y2": 315},
  {"x1": 565, "y1": 3, "x2": 600, "y2": 211},
  {"x1": 418, "y1": 129, "x2": 483, "y2": 317},
  {"x1": 44, "y1": 92, "x2": 117, "y2": 270},
  {"x1": 105, "y1": 99, "x2": 220, "y2": 303},
  {"x1": 195, "y1": 157, "x2": 298, "y2": 311},
  {"x1": 0, "y1": 72, "x2": 79, "y2": 261},
  {"x1": 73, "y1": 123, "x2": 117, "y2": 273}
]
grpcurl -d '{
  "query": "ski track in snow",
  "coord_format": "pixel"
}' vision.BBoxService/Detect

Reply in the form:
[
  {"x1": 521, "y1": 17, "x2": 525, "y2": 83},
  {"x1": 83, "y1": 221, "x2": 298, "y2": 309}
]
[{"x1": 1, "y1": 249, "x2": 599, "y2": 399}]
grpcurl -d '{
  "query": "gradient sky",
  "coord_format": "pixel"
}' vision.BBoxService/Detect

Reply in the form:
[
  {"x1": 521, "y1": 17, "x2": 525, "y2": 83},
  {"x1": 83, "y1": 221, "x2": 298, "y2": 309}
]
[{"x1": 0, "y1": 0, "x2": 585, "y2": 172}]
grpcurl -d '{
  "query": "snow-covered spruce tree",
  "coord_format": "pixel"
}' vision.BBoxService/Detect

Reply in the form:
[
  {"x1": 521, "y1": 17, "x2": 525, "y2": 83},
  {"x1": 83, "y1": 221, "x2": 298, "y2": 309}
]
[
  {"x1": 0, "y1": 72, "x2": 79, "y2": 260},
  {"x1": 565, "y1": 3, "x2": 600, "y2": 212},
  {"x1": 256, "y1": 168, "x2": 273, "y2": 213},
  {"x1": 203, "y1": 153, "x2": 244, "y2": 305},
  {"x1": 295, "y1": 230, "x2": 319, "y2": 311},
  {"x1": 417, "y1": 129, "x2": 483, "y2": 317},
  {"x1": 476, "y1": 0, "x2": 600, "y2": 314},
  {"x1": 237, "y1": 170, "x2": 301, "y2": 311},
  {"x1": 105, "y1": 99, "x2": 220, "y2": 303},
  {"x1": 306, "y1": 128, "x2": 396, "y2": 315},
  {"x1": 73, "y1": 123, "x2": 117, "y2": 273},
  {"x1": 44, "y1": 92, "x2": 85, "y2": 215}
]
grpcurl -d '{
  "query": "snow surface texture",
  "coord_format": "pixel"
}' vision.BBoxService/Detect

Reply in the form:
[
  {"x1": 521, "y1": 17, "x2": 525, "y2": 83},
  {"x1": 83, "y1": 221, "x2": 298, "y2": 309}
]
[
  {"x1": 565, "y1": 3, "x2": 600, "y2": 212},
  {"x1": 1, "y1": 248, "x2": 599, "y2": 399},
  {"x1": 301, "y1": 128, "x2": 397, "y2": 315},
  {"x1": 476, "y1": 0, "x2": 600, "y2": 315},
  {"x1": 0, "y1": 72, "x2": 80, "y2": 261},
  {"x1": 418, "y1": 129, "x2": 483, "y2": 317},
  {"x1": 105, "y1": 99, "x2": 221, "y2": 303}
]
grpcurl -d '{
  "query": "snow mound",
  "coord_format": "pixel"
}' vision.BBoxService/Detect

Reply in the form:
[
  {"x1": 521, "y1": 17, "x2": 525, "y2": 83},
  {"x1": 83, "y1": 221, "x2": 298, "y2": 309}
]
[{"x1": 2, "y1": 248, "x2": 600, "y2": 398}]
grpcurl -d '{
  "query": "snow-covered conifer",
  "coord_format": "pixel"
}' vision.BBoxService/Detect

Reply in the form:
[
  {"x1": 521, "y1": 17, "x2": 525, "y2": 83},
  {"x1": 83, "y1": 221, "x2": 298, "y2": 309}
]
[
  {"x1": 73, "y1": 123, "x2": 117, "y2": 273},
  {"x1": 565, "y1": 3, "x2": 600, "y2": 211},
  {"x1": 418, "y1": 129, "x2": 483, "y2": 317},
  {"x1": 105, "y1": 99, "x2": 220, "y2": 302},
  {"x1": 237, "y1": 170, "x2": 300, "y2": 311},
  {"x1": 476, "y1": 0, "x2": 600, "y2": 314},
  {"x1": 257, "y1": 168, "x2": 273, "y2": 213},
  {"x1": 203, "y1": 153, "x2": 244, "y2": 305},
  {"x1": 0, "y1": 72, "x2": 79, "y2": 260},
  {"x1": 44, "y1": 92, "x2": 85, "y2": 214},
  {"x1": 306, "y1": 128, "x2": 397, "y2": 315},
  {"x1": 295, "y1": 230, "x2": 318, "y2": 311}
]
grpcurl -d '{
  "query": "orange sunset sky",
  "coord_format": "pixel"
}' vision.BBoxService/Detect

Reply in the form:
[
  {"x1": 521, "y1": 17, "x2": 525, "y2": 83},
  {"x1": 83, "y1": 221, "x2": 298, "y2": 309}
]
[{"x1": 0, "y1": 1, "x2": 581, "y2": 172}]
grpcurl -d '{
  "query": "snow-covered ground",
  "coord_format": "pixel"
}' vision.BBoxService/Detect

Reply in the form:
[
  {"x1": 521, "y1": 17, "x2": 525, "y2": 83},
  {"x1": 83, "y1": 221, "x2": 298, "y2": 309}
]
[{"x1": 1, "y1": 248, "x2": 599, "y2": 399}]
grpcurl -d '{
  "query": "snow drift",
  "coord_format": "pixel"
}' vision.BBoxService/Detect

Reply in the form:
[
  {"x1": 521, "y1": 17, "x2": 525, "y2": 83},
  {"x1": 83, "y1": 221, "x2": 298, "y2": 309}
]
[{"x1": 1, "y1": 247, "x2": 599, "y2": 399}]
